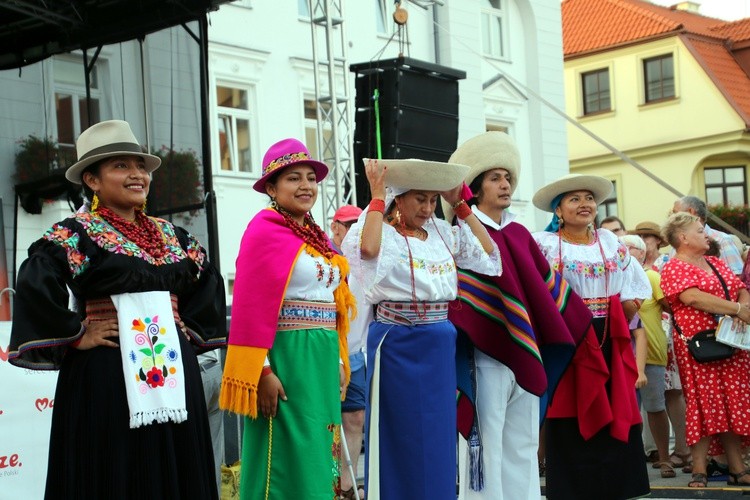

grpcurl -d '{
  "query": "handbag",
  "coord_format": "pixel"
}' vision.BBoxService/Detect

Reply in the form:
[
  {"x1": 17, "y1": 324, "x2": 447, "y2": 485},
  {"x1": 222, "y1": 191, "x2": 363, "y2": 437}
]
[{"x1": 673, "y1": 259, "x2": 735, "y2": 363}]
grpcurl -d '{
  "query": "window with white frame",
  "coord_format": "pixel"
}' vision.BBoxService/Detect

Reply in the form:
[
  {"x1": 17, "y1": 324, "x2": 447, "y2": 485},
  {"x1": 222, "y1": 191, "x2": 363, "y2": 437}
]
[
  {"x1": 216, "y1": 84, "x2": 253, "y2": 173},
  {"x1": 304, "y1": 97, "x2": 332, "y2": 161},
  {"x1": 54, "y1": 57, "x2": 105, "y2": 165},
  {"x1": 705, "y1": 166, "x2": 747, "y2": 206},
  {"x1": 486, "y1": 123, "x2": 509, "y2": 133},
  {"x1": 582, "y1": 68, "x2": 611, "y2": 115},
  {"x1": 596, "y1": 180, "x2": 618, "y2": 225},
  {"x1": 481, "y1": 0, "x2": 507, "y2": 59},
  {"x1": 643, "y1": 54, "x2": 675, "y2": 103}
]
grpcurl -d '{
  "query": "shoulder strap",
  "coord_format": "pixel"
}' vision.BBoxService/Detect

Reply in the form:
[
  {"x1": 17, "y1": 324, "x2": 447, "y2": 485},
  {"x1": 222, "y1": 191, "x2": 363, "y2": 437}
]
[{"x1": 705, "y1": 258, "x2": 730, "y2": 300}]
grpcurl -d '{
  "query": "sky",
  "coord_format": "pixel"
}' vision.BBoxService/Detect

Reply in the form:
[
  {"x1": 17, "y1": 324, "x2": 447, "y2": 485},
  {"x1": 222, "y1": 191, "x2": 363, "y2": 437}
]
[{"x1": 647, "y1": 0, "x2": 750, "y2": 21}]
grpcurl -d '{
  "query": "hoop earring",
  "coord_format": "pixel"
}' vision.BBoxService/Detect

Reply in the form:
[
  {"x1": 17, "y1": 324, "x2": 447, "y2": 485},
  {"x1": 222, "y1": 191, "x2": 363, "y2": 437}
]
[
  {"x1": 91, "y1": 193, "x2": 100, "y2": 212},
  {"x1": 270, "y1": 197, "x2": 277, "y2": 209}
]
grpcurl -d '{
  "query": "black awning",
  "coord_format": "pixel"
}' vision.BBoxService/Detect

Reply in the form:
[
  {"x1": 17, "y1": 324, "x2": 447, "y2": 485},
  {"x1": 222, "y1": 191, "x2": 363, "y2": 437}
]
[{"x1": 0, "y1": 0, "x2": 233, "y2": 70}]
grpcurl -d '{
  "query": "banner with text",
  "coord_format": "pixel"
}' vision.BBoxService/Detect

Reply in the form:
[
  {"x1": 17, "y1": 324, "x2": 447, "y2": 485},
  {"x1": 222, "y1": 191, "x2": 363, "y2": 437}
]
[{"x1": 0, "y1": 321, "x2": 57, "y2": 499}]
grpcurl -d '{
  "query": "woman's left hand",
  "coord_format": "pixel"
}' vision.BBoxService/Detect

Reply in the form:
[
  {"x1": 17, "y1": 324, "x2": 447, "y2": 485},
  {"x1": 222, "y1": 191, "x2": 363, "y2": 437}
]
[
  {"x1": 339, "y1": 364, "x2": 346, "y2": 395},
  {"x1": 440, "y1": 184, "x2": 463, "y2": 206},
  {"x1": 635, "y1": 371, "x2": 648, "y2": 389},
  {"x1": 731, "y1": 315, "x2": 749, "y2": 334}
]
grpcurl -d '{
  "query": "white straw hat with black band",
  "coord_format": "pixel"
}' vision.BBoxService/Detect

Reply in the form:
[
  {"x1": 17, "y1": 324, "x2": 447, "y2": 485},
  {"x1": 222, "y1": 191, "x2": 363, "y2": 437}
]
[{"x1": 65, "y1": 120, "x2": 161, "y2": 184}]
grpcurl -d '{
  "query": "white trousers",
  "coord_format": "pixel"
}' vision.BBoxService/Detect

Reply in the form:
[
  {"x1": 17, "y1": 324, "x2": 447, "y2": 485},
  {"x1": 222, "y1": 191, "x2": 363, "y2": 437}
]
[{"x1": 458, "y1": 349, "x2": 541, "y2": 500}]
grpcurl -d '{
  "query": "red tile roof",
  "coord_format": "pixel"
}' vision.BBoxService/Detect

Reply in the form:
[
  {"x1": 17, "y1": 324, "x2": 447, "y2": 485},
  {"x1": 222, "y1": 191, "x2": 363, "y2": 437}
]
[
  {"x1": 709, "y1": 18, "x2": 750, "y2": 43},
  {"x1": 563, "y1": 0, "x2": 750, "y2": 126}
]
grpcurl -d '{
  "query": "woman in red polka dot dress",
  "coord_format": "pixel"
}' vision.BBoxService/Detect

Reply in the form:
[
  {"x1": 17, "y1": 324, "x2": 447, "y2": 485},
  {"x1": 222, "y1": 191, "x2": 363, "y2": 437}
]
[{"x1": 660, "y1": 212, "x2": 750, "y2": 488}]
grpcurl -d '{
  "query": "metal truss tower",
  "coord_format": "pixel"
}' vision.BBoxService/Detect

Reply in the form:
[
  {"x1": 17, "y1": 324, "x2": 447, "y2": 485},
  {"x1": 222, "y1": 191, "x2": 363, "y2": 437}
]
[{"x1": 308, "y1": 0, "x2": 356, "y2": 230}]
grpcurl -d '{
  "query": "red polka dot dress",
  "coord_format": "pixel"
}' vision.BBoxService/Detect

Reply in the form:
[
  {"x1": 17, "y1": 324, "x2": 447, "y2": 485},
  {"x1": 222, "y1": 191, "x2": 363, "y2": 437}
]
[{"x1": 661, "y1": 256, "x2": 750, "y2": 455}]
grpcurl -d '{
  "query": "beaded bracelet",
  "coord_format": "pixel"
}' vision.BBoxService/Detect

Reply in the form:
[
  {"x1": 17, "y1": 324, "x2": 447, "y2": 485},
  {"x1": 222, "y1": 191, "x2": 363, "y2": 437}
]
[
  {"x1": 453, "y1": 200, "x2": 472, "y2": 220},
  {"x1": 369, "y1": 198, "x2": 385, "y2": 214},
  {"x1": 261, "y1": 365, "x2": 274, "y2": 378}
]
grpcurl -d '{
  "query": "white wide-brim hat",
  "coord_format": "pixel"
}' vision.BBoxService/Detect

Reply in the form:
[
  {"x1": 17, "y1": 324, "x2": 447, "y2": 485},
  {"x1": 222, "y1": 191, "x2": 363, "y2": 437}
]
[
  {"x1": 442, "y1": 131, "x2": 521, "y2": 221},
  {"x1": 532, "y1": 174, "x2": 613, "y2": 212},
  {"x1": 65, "y1": 120, "x2": 161, "y2": 184},
  {"x1": 365, "y1": 158, "x2": 469, "y2": 192}
]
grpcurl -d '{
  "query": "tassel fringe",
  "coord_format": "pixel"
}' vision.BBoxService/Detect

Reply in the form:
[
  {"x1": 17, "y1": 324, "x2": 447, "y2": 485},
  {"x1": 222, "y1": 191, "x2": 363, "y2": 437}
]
[
  {"x1": 468, "y1": 424, "x2": 484, "y2": 491},
  {"x1": 219, "y1": 377, "x2": 259, "y2": 419}
]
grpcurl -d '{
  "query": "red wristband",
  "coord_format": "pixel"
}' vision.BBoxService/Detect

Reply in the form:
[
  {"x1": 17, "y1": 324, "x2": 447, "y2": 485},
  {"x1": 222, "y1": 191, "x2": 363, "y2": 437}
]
[
  {"x1": 261, "y1": 365, "x2": 273, "y2": 378},
  {"x1": 454, "y1": 200, "x2": 472, "y2": 220},
  {"x1": 369, "y1": 199, "x2": 385, "y2": 213}
]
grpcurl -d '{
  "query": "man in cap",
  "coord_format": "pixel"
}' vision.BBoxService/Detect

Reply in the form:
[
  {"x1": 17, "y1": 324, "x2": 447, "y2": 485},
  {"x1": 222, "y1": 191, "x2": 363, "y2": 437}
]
[
  {"x1": 331, "y1": 205, "x2": 370, "y2": 499},
  {"x1": 446, "y1": 132, "x2": 590, "y2": 499}
]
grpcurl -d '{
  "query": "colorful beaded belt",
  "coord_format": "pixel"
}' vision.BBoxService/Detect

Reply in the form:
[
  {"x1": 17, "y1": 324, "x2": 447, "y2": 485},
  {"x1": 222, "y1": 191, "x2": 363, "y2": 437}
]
[
  {"x1": 277, "y1": 299, "x2": 337, "y2": 331},
  {"x1": 376, "y1": 301, "x2": 449, "y2": 326},
  {"x1": 582, "y1": 297, "x2": 609, "y2": 318},
  {"x1": 86, "y1": 294, "x2": 181, "y2": 323}
]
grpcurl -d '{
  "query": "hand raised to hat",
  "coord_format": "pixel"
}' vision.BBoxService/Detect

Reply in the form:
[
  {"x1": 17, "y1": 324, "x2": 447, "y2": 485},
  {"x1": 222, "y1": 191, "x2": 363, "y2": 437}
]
[
  {"x1": 440, "y1": 183, "x2": 463, "y2": 206},
  {"x1": 365, "y1": 159, "x2": 386, "y2": 200}
]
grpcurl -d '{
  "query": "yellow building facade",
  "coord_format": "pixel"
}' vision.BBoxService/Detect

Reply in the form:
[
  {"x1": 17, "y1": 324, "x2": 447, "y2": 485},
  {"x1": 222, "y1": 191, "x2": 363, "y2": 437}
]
[{"x1": 562, "y1": 0, "x2": 750, "y2": 231}]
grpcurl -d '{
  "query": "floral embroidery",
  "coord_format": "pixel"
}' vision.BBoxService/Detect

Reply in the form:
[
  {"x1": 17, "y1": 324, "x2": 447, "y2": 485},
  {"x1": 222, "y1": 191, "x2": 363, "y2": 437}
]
[
  {"x1": 401, "y1": 255, "x2": 456, "y2": 275},
  {"x1": 43, "y1": 224, "x2": 91, "y2": 277},
  {"x1": 551, "y1": 254, "x2": 624, "y2": 279},
  {"x1": 131, "y1": 315, "x2": 179, "y2": 391},
  {"x1": 68, "y1": 212, "x2": 206, "y2": 270}
]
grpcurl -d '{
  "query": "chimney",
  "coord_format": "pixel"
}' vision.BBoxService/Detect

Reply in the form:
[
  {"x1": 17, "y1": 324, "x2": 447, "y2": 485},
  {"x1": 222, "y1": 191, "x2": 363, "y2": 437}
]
[{"x1": 671, "y1": 1, "x2": 701, "y2": 13}]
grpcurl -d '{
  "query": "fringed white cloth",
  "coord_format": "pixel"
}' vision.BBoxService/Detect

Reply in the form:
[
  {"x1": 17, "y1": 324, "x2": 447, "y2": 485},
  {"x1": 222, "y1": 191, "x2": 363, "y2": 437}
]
[{"x1": 111, "y1": 291, "x2": 188, "y2": 428}]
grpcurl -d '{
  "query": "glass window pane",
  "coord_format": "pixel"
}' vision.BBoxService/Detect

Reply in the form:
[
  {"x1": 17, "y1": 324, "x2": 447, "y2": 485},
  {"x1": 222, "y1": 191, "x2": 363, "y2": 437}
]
[
  {"x1": 305, "y1": 126, "x2": 318, "y2": 159},
  {"x1": 79, "y1": 98, "x2": 100, "y2": 131},
  {"x1": 705, "y1": 187, "x2": 724, "y2": 205},
  {"x1": 304, "y1": 99, "x2": 317, "y2": 120},
  {"x1": 299, "y1": 0, "x2": 310, "y2": 17},
  {"x1": 53, "y1": 59, "x2": 85, "y2": 86},
  {"x1": 375, "y1": 0, "x2": 386, "y2": 33},
  {"x1": 217, "y1": 115, "x2": 233, "y2": 171},
  {"x1": 494, "y1": 16, "x2": 504, "y2": 57},
  {"x1": 725, "y1": 167, "x2": 745, "y2": 184},
  {"x1": 56, "y1": 93, "x2": 75, "y2": 144},
  {"x1": 217, "y1": 86, "x2": 248, "y2": 110},
  {"x1": 727, "y1": 186, "x2": 746, "y2": 206},
  {"x1": 481, "y1": 14, "x2": 491, "y2": 54},
  {"x1": 704, "y1": 168, "x2": 724, "y2": 185},
  {"x1": 236, "y1": 118, "x2": 251, "y2": 172}
]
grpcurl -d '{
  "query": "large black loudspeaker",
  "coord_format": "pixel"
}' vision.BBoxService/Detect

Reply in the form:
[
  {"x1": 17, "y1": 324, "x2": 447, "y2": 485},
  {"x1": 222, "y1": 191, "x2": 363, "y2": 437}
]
[{"x1": 349, "y1": 57, "x2": 466, "y2": 204}]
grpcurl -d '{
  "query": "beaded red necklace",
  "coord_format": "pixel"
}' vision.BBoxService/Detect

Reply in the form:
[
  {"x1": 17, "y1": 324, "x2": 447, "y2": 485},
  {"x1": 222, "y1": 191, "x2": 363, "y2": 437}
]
[
  {"x1": 275, "y1": 207, "x2": 334, "y2": 259},
  {"x1": 96, "y1": 206, "x2": 169, "y2": 259}
]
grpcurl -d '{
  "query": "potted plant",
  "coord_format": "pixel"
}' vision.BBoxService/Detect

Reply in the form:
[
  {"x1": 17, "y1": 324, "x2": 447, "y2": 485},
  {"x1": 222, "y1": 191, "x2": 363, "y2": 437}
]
[
  {"x1": 13, "y1": 135, "x2": 76, "y2": 184},
  {"x1": 708, "y1": 203, "x2": 750, "y2": 236},
  {"x1": 148, "y1": 146, "x2": 204, "y2": 220}
]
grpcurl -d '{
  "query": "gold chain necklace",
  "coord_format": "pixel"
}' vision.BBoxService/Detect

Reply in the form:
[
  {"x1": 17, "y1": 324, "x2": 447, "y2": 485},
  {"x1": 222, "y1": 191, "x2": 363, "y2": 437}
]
[{"x1": 560, "y1": 227, "x2": 592, "y2": 245}]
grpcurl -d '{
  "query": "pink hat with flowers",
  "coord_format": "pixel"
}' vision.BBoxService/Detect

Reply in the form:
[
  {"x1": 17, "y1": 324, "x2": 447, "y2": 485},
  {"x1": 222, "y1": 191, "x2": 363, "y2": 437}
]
[{"x1": 253, "y1": 138, "x2": 329, "y2": 193}]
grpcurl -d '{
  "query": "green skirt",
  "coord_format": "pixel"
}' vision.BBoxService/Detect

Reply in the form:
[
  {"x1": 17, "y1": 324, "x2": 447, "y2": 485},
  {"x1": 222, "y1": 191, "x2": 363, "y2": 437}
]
[{"x1": 240, "y1": 328, "x2": 341, "y2": 499}]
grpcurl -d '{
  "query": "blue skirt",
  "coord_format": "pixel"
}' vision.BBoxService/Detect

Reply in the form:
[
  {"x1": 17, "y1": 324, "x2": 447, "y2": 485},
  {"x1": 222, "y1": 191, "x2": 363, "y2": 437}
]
[{"x1": 365, "y1": 319, "x2": 457, "y2": 499}]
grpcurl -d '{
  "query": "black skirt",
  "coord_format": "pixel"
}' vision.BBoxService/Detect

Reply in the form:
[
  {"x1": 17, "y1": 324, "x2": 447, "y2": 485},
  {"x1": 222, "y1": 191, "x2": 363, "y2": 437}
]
[
  {"x1": 544, "y1": 318, "x2": 650, "y2": 500},
  {"x1": 44, "y1": 332, "x2": 218, "y2": 500}
]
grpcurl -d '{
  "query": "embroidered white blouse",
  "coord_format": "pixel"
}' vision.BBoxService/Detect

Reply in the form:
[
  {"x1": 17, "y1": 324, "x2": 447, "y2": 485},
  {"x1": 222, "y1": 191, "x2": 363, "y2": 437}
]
[
  {"x1": 341, "y1": 217, "x2": 501, "y2": 305},
  {"x1": 284, "y1": 249, "x2": 341, "y2": 302},
  {"x1": 533, "y1": 229, "x2": 650, "y2": 301}
]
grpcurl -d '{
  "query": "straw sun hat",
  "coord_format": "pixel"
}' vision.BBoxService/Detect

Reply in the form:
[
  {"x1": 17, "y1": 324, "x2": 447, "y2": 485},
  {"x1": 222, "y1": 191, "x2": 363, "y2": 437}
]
[
  {"x1": 365, "y1": 158, "x2": 470, "y2": 192},
  {"x1": 442, "y1": 131, "x2": 521, "y2": 221},
  {"x1": 532, "y1": 174, "x2": 613, "y2": 212},
  {"x1": 628, "y1": 221, "x2": 668, "y2": 248},
  {"x1": 65, "y1": 120, "x2": 161, "y2": 184}
]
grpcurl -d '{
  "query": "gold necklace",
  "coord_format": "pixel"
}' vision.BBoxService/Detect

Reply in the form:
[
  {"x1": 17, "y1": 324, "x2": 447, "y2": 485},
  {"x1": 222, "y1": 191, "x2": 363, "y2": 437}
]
[
  {"x1": 394, "y1": 224, "x2": 427, "y2": 241},
  {"x1": 560, "y1": 227, "x2": 592, "y2": 245}
]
